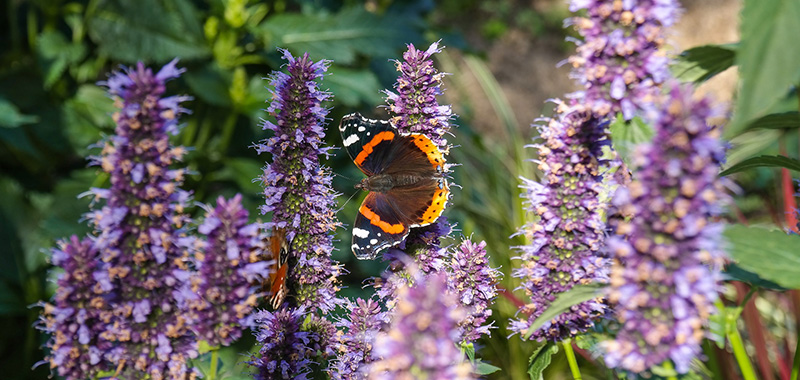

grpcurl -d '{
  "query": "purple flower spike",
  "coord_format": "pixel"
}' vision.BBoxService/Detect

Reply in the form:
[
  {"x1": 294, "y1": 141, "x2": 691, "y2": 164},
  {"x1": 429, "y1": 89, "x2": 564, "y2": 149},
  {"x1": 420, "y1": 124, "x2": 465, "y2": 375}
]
[
  {"x1": 449, "y1": 239, "x2": 500, "y2": 343},
  {"x1": 385, "y1": 41, "x2": 453, "y2": 150},
  {"x1": 38, "y1": 236, "x2": 112, "y2": 380},
  {"x1": 255, "y1": 50, "x2": 341, "y2": 313},
  {"x1": 510, "y1": 100, "x2": 611, "y2": 342},
  {"x1": 369, "y1": 270, "x2": 475, "y2": 379},
  {"x1": 567, "y1": 0, "x2": 682, "y2": 119},
  {"x1": 191, "y1": 194, "x2": 267, "y2": 347},
  {"x1": 602, "y1": 83, "x2": 728, "y2": 374},
  {"x1": 383, "y1": 42, "x2": 455, "y2": 270},
  {"x1": 89, "y1": 60, "x2": 198, "y2": 378},
  {"x1": 330, "y1": 298, "x2": 390, "y2": 379},
  {"x1": 249, "y1": 307, "x2": 327, "y2": 380}
]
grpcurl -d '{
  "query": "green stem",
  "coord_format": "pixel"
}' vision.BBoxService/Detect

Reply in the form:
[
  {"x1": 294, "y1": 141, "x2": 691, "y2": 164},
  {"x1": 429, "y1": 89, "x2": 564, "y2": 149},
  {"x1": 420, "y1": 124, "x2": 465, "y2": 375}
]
[
  {"x1": 208, "y1": 349, "x2": 219, "y2": 380},
  {"x1": 662, "y1": 361, "x2": 678, "y2": 380},
  {"x1": 728, "y1": 322, "x2": 758, "y2": 380},
  {"x1": 218, "y1": 111, "x2": 239, "y2": 154},
  {"x1": 562, "y1": 339, "x2": 583, "y2": 380},
  {"x1": 791, "y1": 335, "x2": 800, "y2": 380}
]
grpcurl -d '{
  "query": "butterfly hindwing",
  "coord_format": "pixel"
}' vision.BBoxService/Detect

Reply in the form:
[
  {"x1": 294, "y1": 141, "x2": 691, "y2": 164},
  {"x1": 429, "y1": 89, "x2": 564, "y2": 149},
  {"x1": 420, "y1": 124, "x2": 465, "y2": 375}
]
[
  {"x1": 351, "y1": 192, "x2": 410, "y2": 260},
  {"x1": 267, "y1": 228, "x2": 291, "y2": 309}
]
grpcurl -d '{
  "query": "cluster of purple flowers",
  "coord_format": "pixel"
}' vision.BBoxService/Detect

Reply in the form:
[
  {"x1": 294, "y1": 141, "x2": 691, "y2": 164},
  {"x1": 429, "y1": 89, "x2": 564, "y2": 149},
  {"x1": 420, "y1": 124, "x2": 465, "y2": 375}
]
[
  {"x1": 602, "y1": 83, "x2": 727, "y2": 373},
  {"x1": 330, "y1": 297, "x2": 389, "y2": 379},
  {"x1": 89, "y1": 60, "x2": 198, "y2": 379},
  {"x1": 567, "y1": 0, "x2": 681, "y2": 119},
  {"x1": 39, "y1": 236, "x2": 110, "y2": 380},
  {"x1": 449, "y1": 239, "x2": 500, "y2": 343},
  {"x1": 369, "y1": 269, "x2": 475, "y2": 379},
  {"x1": 250, "y1": 307, "x2": 328, "y2": 380},
  {"x1": 254, "y1": 49, "x2": 341, "y2": 313},
  {"x1": 190, "y1": 194, "x2": 268, "y2": 347},
  {"x1": 510, "y1": 100, "x2": 611, "y2": 342}
]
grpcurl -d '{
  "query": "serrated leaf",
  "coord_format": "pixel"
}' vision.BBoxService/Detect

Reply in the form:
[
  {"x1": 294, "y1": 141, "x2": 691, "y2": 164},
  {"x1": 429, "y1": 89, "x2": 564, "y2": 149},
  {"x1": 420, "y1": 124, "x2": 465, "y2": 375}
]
[
  {"x1": 327, "y1": 66, "x2": 382, "y2": 107},
  {"x1": 720, "y1": 155, "x2": 800, "y2": 176},
  {"x1": 671, "y1": 44, "x2": 737, "y2": 83},
  {"x1": 723, "y1": 263, "x2": 788, "y2": 291},
  {"x1": 743, "y1": 111, "x2": 800, "y2": 132},
  {"x1": 609, "y1": 115, "x2": 654, "y2": 166},
  {"x1": 0, "y1": 98, "x2": 38, "y2": 128},
  {"x1": 730, "y1": 0, "x2": 800, "y2": 137},
  {"x1": 88, "y1": 0, "x2": 209, "y2": 62},
  {"x1": 259, "y1": 6, "x2": 418, "y2": 65},
  {"x1": 525, "y1": 283, "x2": 605, "y2": 339},
  {"x1": 528, "y1": 342, "x2": 558, "y2": 380},
  {"x1": 36, "y1": 30, "x2": 87, "y2": 88},
  {"x1": 724, "y1": 224, "x2": 800, "y2": 289}
]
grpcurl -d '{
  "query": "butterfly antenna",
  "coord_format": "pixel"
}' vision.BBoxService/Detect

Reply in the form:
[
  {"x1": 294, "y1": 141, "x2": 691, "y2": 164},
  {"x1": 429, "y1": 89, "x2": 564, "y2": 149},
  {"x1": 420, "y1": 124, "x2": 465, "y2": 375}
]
[{"x1": 337, "y1": 189, "x2": 361, "y2": 212}]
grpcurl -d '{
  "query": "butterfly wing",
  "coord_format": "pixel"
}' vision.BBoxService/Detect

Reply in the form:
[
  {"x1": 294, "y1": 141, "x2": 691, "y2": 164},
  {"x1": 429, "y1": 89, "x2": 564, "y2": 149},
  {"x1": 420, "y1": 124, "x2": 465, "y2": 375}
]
[
  {"x1": 266, "y1": 228, "x2": 291, "y2": 309},
  {"x1": 351, "y1": 192, "x2": 410, "y2": 260},
  {"x1": 339, "y1": 113, "x2": 399, "y2": 176}
]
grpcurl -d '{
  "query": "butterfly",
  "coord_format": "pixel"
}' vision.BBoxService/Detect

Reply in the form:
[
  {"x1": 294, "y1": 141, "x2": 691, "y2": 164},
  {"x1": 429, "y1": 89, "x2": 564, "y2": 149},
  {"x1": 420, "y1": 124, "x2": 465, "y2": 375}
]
[
  {"x1": 339, "y1": 113, "x2": 449, "y2": 260},
  {"x1": 256, "y1": 227, "x2": 291, "y2": 309}
]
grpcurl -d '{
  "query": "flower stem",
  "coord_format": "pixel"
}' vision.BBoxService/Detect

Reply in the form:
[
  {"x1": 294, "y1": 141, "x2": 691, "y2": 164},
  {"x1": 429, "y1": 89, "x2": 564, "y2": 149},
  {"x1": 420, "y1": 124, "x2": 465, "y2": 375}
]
[
  {"x1": 791, "y1": 336, "x2": 800, "y2": 380},
  {"x1": 562, "y1": 339, "x2": 583, "y2": 380},
  {"x1": 209, "y1": 349, "x2": 219, "y2": 380},
  {"x1": 728, "y1": 322, "x2": 758, "y2": 380}
]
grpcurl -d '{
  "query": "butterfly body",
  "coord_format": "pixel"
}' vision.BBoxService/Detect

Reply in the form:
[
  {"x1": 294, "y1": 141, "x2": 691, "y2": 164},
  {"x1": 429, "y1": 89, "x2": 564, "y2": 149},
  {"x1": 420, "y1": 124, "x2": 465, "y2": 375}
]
[{"x1": 340, "y1": 113, "x2": 449, "y2": 260}]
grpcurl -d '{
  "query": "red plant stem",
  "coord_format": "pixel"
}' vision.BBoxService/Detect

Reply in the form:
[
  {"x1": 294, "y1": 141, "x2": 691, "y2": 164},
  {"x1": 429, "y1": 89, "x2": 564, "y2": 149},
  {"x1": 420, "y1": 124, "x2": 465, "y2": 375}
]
[
  {"x1": 735, "y1": 281, "x2": 775, "y2": 380},
  {"x1": 496, "y1": 283, "x2": 526, "y2": 311}
]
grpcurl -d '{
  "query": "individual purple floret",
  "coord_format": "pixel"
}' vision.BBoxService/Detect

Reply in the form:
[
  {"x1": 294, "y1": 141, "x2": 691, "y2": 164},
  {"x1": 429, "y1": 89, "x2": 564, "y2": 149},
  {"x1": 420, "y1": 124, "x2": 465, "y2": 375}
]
[
  {"x1": 249, "y1": 307, "x2": 327, "y2": 380},
  {"x1": 510, "y1": 100, "x2": 611, "y2": 342},
  {"x1": 369, "y1": 270, "x2": 475, "y2": 379},
  {"x1": 449, "y1": 239, "x2": 500, "y2": 344},
  {"x1": 254, "y1": 49, "x2": 341, "y2": 313},
  {"x1": 602, "y1": 83, "x2": 727, "y2": 374},
  {"x1": 85, "y1": 59, "x2": 198, "y2": 379},
  {"x1": 384, "y1": 41, "x2": 453, "y2": 150},
  {"x1": 330, "y1": 298, "x2": 389, "y2": 379},
  {"x1": 38, "y1": 236, "x2": 112, "y2": 380},
  {"x1": 191, "y1": 194, "x2": 268, "y2": 347},
  {"x1": 567, "y1": 0, "x2": 682, "y2": 119}
]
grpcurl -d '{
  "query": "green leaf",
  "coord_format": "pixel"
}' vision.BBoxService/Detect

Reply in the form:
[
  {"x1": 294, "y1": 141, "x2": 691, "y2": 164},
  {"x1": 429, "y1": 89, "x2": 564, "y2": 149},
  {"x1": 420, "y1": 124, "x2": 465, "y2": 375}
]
[
  {"x1": 0, "y1": 98, "x2": 38, "y2": 128},
  {"x1": 219, "y1": 158, "x2": 263, "y2": 194},
  {"x1": 88, "y1": 0, "x2": 209, "y2": 62},
  {"x1": 730, "y1": 0, "x2": 800, "y2": 137},
  {"x1": 527, "y1": 342, "x2": 558, "y2": 380},
  {"x1": 36, "y1": 30, "x2": 87, "y2": 88},
  {"x1": 525, "y1": 283, "x2": 605, "y2": 339},
  {"x1": 476, "y1": 361, "x2": 501, "y2": 375},
  {"x1": 609, "y1": 115, "x2": 654, "y2": 167},
  {"x1": 723, "y1": 263, "x2": 788, "y2": 291},
  {"x1": 185, "y1": 64, "x2": 233, "y2": 107},
  {"x1": 63, "y1": 85, "x2": 116, "y2": 153},
  {"x1": 259, "y1": 6, "x2": 418, "y2": 64},
  {"x1": 327, "y1": 66, "x2": 382, "y2": 107},
  {"x1": 0, "y1": 280, "x2": 25, "y2": 315},
  {"x1": 743, "y1": 111, "x2": 800, "y2": 132},
  {"x1": 671, "y1": 44, "x2": 737, "y2": 83},
  {"x1": 720, "y1": 155, "x2": 800, "y2": 176},
  {"x1": 724, "y1": 224, "x2": 800, "y2": 289}
]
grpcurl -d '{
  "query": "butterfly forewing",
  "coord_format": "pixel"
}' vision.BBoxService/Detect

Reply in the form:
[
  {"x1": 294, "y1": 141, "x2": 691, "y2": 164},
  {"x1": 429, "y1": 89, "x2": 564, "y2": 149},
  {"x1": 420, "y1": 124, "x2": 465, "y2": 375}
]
[{"x1": 340, "y1": 113, "x2": 399, "y2": 176}]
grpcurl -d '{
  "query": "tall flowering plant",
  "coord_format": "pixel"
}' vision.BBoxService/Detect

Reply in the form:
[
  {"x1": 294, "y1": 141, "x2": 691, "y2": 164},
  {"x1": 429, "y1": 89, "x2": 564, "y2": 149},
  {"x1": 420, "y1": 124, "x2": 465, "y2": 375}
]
[
  {"x1": 602, "y1": 83, "x2": 728, "y2": 374},
  {"x1": 86, "y1": 60, "x2": 198, "y2": 379},
  {"x1": 510, "y1": 101, "x2": 611, "y2": 342},
  {"x1": 250, "y1": 49, "x2": 341, "y2": 379}
]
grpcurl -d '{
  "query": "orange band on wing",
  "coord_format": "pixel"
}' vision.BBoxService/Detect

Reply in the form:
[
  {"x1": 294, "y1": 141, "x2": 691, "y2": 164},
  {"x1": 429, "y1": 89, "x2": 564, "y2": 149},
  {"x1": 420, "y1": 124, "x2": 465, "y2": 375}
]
[
  {"x1": 355, "y1": 131, "x2": 395, "y2": 166},
  {"x1": 410, "y1": 134, "x2": 445, "y2": 169},
  {"x1": 359, "y1": 204, "x2": 405, "y2": 234},
  {"x1": 420, "y1": 183, "x2": 449, "y2": 224}
]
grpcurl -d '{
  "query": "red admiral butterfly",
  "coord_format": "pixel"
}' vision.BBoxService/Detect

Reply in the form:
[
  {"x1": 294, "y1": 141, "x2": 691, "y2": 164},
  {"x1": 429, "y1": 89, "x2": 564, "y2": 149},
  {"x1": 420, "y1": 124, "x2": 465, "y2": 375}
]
[
  {"x1": 259, "y1": 228, "x2": 290, "y2": 308},
  {"x1": 339, "y1": 113, "x2": 449, "y2": 260}
]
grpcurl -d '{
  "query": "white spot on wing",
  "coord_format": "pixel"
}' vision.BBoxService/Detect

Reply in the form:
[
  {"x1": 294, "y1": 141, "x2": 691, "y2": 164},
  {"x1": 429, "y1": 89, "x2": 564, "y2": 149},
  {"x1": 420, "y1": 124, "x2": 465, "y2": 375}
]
[
  {"x1": 369, "y1": 238, "x2": 378, "y2": 245},
  {"x1": 343, "y1": 134, "x2": 360, "y2": 147},
  {"x1": 358, "y1": 126, "x2": 365, "y2": 132},
  {"x1": 352, "y1": 227, "x2": 370, "y2": 238}
]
